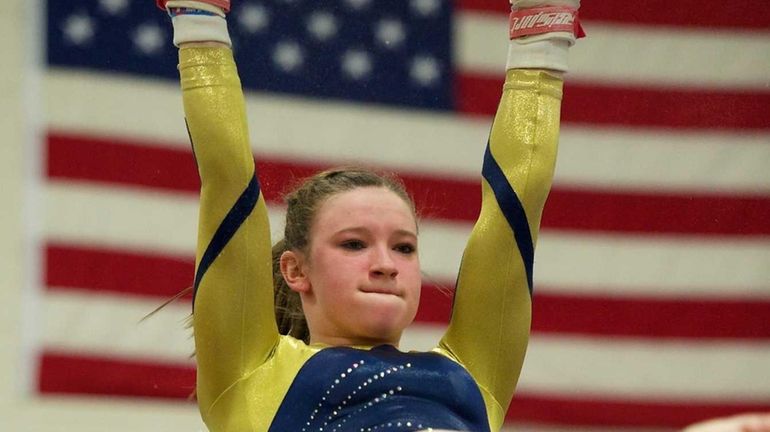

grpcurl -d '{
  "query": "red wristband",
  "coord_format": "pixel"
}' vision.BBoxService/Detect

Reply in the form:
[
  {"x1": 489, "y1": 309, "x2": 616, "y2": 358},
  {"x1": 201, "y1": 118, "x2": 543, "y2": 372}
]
[{"x1": 509, "y1": 6, "x2": 585, "y2": 40}]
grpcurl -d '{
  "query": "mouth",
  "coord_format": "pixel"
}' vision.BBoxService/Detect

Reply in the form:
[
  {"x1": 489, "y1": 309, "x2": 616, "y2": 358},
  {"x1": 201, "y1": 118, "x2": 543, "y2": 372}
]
[{"x1": 360, "y1": 287, "x2": 401, "y2": 296}]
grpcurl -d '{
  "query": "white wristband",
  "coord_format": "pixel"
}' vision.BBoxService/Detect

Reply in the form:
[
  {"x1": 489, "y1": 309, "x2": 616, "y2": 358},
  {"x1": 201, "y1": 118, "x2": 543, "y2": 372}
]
[
  {"x1": 166, "y1": 1, "x2": 231, "y2": 47},
  {"x1": 506, "y1": 38, "x2": 570, "y2": 72},
  {"x1": 170, "y1": 13, "x2": 231, "y2": 47}
]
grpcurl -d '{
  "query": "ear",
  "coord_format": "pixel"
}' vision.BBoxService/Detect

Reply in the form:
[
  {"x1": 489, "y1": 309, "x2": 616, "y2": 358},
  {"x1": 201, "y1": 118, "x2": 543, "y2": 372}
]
[{"x1": 280, "y1": 250, "x2": 311, "y2": 293}]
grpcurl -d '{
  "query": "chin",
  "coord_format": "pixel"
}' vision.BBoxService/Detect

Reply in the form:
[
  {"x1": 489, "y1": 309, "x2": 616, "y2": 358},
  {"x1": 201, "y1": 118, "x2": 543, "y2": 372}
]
[{"x1": 357, "y1": 297, "x2": 416, "y2": 342}]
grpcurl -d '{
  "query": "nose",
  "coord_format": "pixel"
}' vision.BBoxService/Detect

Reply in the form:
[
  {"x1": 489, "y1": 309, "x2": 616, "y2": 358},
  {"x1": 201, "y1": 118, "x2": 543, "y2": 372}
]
[{"x1": 370, "y1": 246, "x2": 398, "y2": 279}]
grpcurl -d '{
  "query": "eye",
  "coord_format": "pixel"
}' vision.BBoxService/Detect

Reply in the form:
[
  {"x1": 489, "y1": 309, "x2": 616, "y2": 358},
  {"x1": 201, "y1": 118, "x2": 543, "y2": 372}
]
[
  {"x1": 340, "y1": 239, "x2": 366, "y2": 251},
  {"x1": 394, "y1": 243, "x2": 416, "y2": 255}
]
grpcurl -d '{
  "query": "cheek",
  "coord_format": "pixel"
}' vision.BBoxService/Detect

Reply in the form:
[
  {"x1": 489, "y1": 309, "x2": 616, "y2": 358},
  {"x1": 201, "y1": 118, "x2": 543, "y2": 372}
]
[
  {"x1": 405, "y1": 263, "x2": 421, "y2": 283},
  {"x1": 402, "y1": 254, "x2": 421, "y2": 278},
  {"x1": 311, "y1": 251, "x2": 367, "y2": 296},
  {"x1": 401, "y1": 259, "x2": 422, "y2": 296}
]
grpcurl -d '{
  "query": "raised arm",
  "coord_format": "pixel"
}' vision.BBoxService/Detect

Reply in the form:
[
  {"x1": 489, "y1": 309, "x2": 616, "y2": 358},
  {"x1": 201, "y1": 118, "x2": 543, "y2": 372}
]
[
  {"x1": 437, "y1": 1, "x2": 582, "y2": 427},
  {"x1": 163, "y1": 0, "x2": 280, "y2": 414}
]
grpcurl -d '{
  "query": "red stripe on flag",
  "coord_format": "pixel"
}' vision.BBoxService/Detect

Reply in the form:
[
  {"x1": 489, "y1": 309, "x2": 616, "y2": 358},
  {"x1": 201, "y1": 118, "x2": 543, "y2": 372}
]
[
  {"x1": 415, "y1": 282, "x2": 454, "y2": 325},
  {"x1": 38, "y1": 351, "x2": 195, "y2": 399},
  {"x1": 457, "y1": 74, "x2": 770, "y2": 130},
  {"x1": 46, "y1": 243, "x2": 194, "y2": 298},
  {"x1": 457, "y1": 0, "x2": 770, "y2": 29},
  {"x1": 37, "y1": 351, "x2": 770, "y2": 428},
  {"x1": 45, "y1": 244, "x2": 770, "y2": 339},
  {"x1": 509, "y1": 392, "x2": 770, "y2": 427},
  {"x1": 532, "y1": 292, "x2": 770, "y2": 339},
  {"x1": 47, "y1": 132, "x2": 770, "y2": 236},
  {"x1": 544, "y1": 186, "x2": 770, "y2": 237},
  {"x1": 47, "y1": 132, "x2": 200, "y2": 192}
]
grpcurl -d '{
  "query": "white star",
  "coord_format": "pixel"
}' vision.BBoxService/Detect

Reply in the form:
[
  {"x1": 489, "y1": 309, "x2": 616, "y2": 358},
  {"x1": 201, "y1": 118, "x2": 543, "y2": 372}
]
[
  {"x1": 307, "y1": 11, "x2": 338, "y2": 42},
  {"x1": 133, "y1": 23, "x2": 165, "y2": 55},
  {"x1": 341, "y1": 49, "x2": 372, "y2": 81},
  {"x1": 344, "y1": 0, "x2": 372, "y2": 11},
  {"x1": 273, "y1": 41, "x2": 304, "y2": 73},
  {"x1": 62, "y1": 13, "x2": 95, "y2": 46},
  {"x1": 375, "y1": 18, "x2": 406, "y2": 49},
  {"x1": 411, "y1": 0, "x2": 441, "y2": 17},
  {"x1": 99, "y1": 0, "x2": 128, "y2": 16},
  {"x1": 238, "y1": 3, "x2": 269, "y2": 34},
  {"x1": 410, "y1": 55, "x2": 441, "y2": 86}
]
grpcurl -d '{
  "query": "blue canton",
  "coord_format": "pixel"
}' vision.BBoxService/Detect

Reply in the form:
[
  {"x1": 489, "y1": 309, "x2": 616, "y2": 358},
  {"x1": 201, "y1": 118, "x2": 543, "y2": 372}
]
[{"x1": 48, "y1": 0, "x2": 454, "y2": 110}]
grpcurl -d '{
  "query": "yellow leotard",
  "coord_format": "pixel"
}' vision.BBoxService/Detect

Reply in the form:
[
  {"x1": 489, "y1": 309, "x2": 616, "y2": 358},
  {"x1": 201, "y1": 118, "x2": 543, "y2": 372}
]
[{"x1": 180, "y1": 47, "x2": 562, "y2": 431}]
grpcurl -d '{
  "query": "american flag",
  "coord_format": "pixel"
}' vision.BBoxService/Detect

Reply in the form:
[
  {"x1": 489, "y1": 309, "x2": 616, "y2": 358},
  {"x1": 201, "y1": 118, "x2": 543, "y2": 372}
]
[{"x1": 38, "y1": 0, "x2": 770, "y2": 430}]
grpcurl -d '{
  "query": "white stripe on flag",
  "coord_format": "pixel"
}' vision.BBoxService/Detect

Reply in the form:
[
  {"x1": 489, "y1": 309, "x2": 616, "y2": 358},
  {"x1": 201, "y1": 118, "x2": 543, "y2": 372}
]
[
  {"x1": 45, "y1": 182, "x2": 770, "y2": 298},
  {"x1": 43, "y1": 290, "x2": 195, "y2": 364},
  {"x1": 519, "y1": 335, "x2": 770, "y2": 402}
]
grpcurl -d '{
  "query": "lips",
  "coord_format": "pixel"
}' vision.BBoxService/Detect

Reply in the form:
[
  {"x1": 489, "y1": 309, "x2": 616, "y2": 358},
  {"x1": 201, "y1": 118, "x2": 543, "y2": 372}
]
[{"x1": 360, "y1": 286, "x2": 400, "y2": 296}]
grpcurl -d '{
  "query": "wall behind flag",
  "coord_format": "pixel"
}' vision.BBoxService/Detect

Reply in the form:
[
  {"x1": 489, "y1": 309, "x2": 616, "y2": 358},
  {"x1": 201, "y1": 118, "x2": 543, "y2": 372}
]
[{"x1": 0, "y1": 0, "x2": 27, "y2": 417}]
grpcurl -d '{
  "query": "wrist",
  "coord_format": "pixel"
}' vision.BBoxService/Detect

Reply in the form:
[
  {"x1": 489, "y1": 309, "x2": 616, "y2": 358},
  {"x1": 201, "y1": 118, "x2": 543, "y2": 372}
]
[
  {"x1": 506, "y1": 39, "x2": 570, "y2": 72},
  {"x1": 166, "y1": 2, "x2": 231, "y2": 47}
]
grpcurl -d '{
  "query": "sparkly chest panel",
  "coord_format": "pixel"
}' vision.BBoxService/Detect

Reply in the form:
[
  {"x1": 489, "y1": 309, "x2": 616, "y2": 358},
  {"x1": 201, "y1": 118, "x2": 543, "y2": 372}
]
[{"x1": 267, "y1": 345, "x2": 490, "y2": 432}]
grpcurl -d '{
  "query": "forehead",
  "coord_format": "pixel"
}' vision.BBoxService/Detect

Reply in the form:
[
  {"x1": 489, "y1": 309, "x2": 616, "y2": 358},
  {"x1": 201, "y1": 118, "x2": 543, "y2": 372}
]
[{"x1": 313, "y1": 187, "x2": 416, "y2": 232}]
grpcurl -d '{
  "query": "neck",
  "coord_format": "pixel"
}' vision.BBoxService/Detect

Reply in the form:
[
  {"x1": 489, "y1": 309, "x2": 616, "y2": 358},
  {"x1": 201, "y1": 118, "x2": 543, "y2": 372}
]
[{"x1": 309, "y1": 333, "x2": 401, "y2": 349}]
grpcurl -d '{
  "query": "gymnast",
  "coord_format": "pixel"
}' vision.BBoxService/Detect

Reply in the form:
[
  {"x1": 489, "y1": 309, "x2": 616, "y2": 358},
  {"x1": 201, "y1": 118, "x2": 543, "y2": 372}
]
[{"x1": 159, "y1": 0, "x2": 582, "y2": 430}]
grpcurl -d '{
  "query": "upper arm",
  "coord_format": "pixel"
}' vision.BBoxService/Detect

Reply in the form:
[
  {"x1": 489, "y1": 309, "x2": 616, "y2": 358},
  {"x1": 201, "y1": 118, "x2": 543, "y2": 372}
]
[
  {"x1": 439, "y1": 69, "x2": 563, "y2": 413},
  {"x1": 179, "y1": 47, "x2": 280, "y2": 412}
]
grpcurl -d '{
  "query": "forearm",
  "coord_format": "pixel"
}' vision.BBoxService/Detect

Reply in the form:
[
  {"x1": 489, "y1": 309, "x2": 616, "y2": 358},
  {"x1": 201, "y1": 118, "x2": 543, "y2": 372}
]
[
  {"x1": 441, "y1": 70, "x2": 562, "y2": 414},
  {"x1": 168, "y1": 5, "x2": 279, "y2": 415},
  {"x1": 180, "y1": 46, "x2": 253, "y2": 186},
  {"x1": 487, "y1": 69, "x2": 562, "y2": 227}
]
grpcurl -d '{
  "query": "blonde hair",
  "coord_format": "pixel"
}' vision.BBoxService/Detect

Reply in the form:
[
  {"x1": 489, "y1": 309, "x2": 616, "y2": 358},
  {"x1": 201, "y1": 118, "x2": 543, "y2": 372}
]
[{"x1": 272, "y1": 168, "x2": 416, "y2": 343}]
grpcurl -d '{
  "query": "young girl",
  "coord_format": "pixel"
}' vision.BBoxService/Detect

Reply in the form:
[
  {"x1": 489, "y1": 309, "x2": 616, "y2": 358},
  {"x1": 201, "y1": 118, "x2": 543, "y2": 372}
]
[{"x1": 161, "y1": 0, "x2": 582, "y2": 430}]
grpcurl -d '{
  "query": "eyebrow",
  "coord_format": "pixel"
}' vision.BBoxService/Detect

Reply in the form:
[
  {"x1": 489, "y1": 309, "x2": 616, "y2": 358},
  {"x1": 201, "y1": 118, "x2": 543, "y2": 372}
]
[{"x1": 335, "y1": 226, "x2": 417, "y2": 238}]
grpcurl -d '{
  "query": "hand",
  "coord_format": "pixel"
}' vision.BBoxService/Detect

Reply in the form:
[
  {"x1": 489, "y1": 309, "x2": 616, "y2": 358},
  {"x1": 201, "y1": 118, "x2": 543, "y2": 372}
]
[
  {"x1": 682, "y1": 414, "x2": 770, "y2": 432},
  {"x1": 511, "y1": 0, "x2": 580, "y2": 9},
  {"x1": 157, "y1": 0, "x2": 231, "y2": 13}
]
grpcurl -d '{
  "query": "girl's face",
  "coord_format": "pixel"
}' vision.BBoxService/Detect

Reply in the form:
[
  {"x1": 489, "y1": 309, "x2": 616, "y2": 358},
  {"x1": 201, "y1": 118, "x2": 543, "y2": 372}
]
[{"x1": 292, "y1": 186, "x2": 421, "y2": 347}]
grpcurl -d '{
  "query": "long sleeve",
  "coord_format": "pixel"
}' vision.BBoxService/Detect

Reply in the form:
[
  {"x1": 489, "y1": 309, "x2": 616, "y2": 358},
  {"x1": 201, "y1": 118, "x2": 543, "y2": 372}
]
[
  {"x1": 437, "y1": 69, "x2": 563, "y2": 429},
  {"x1": 179, "y1": 47, "x2": 280, "y2": 417}
]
